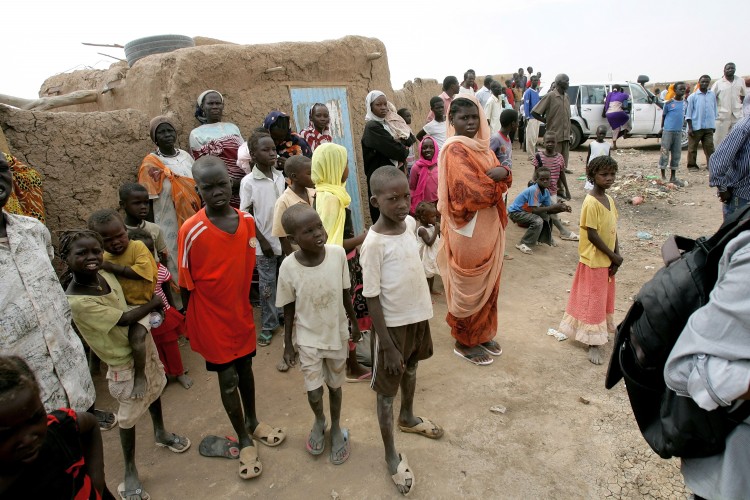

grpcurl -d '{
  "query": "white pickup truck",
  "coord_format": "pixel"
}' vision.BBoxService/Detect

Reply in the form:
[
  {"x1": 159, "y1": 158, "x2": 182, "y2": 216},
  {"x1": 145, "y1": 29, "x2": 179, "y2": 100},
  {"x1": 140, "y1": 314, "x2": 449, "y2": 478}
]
[{"x1": 560, "y1": 79, "x2": 687, "y2": 149}]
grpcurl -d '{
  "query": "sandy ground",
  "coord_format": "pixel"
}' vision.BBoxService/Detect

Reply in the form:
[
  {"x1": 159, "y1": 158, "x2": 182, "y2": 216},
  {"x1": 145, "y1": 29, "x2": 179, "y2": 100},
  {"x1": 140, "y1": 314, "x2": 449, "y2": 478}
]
[{"x1": 94, "y1": 138, "x2": 723, "y2": 499}]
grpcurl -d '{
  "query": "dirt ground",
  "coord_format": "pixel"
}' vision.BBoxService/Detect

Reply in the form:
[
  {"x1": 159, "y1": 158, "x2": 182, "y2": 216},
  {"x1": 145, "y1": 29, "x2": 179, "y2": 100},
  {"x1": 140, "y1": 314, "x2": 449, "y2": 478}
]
[{"x1": 93, "y1": 138, "x2": 723, "y2": 499}]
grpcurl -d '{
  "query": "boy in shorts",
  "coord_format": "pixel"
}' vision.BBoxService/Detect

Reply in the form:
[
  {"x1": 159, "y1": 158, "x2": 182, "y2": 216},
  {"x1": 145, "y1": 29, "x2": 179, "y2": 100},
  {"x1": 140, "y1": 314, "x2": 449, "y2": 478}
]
[
  {"x1": 276, "y1": 204, "x2": 360, "y2": 464},
  {"x1": 360, "y1": 166, "x2": 444, "y2": 496},
  {"x1": 178, "y1": 156, "x2": 285, "y2": 480}
]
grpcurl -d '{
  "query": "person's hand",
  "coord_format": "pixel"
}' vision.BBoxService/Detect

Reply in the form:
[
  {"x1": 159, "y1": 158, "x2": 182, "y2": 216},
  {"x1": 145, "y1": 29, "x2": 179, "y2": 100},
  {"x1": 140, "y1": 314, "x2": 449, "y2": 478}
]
[
  {"x1": 601, "y1": 112, "x2": 607, "y2": 118},
  {"x1": 101, "y1": 261, "x2": 115, "y2": 272},
  {"x1": 658, "y1": 128, "x2": 663, "y2": 137},
  {"x1": 283, "y1": 342, "x2": 297, "y2": 368},
  {"x1": 687, "y1": 126, "x2": 694, "y2": 137},
  {"x1": 718, "y1": 190, "x2": 731, "y2": 203},
  {"x1": 276, "y1": 156, "x2": 286, "y2": 170},
  {"x1": 435, "y1": 224, "x2": 441, "y2": 236},
  {"x1": 611, "y1": 253, "x2": 624, "y2": 268},
  {"x1": 260, "y1": 239, "x2": 274, "y2": 257},
  {"x1": 552, "y1": 202, "x2": 568, "y2": 213},
  {"x1": 487, "y1": 167, "x2": 509, "y2": 182},
  {"x1": 350, "y1": 321, "x2": 362, "y2": 343},
  {"x1": 149, "y1": 295, "x2": 163, "y2": 311},
  {"x1": 562, "y1": 203, "x2": 573, "y2": 213},
  {"x1": 609, "y1": 263, "x2": 620, "y2": 277},
  {"x1": 383, "y1": 345, "x2": 404, "y2": 376}
]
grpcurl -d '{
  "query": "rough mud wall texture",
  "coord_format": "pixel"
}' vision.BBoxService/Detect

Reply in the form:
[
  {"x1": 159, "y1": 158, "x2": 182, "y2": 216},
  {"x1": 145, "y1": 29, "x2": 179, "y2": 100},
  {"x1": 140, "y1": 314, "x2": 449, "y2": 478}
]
[
  {"x1": 39, "y1": 35, "x2": 392, "y2": 216},
  {"x1": 0, "y1": 105, "x2": 151, "y2": 233}
]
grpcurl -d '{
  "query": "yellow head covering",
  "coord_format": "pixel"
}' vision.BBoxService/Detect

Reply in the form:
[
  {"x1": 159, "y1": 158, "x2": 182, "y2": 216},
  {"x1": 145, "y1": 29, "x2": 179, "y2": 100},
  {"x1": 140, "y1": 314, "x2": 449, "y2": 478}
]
[{"x1": 311, "y1": 143, "x2": 352, "y2": 246}]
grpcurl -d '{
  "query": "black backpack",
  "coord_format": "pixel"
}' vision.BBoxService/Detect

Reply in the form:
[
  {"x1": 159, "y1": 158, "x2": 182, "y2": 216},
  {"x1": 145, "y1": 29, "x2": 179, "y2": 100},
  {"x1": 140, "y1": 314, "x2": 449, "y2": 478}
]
[{"x1": 605, "y1": 205, "x2": 750, "y2": 459}]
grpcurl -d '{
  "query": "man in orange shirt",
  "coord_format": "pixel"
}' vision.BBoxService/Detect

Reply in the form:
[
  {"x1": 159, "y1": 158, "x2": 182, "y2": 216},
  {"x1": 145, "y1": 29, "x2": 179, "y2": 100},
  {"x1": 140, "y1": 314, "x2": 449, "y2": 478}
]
[{"x1": 179, "y1": 156, "x2": 285, "y2": 480}]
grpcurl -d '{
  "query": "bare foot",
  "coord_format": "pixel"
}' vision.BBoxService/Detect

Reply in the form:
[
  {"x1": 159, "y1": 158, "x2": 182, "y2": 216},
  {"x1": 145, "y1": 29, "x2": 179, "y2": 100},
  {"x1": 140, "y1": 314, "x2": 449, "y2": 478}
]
[
  {"x1": 177, "y1": 373, "x2": 193, "y2": 389},
  {"x1": 131, "y1": 373, "x2": 146, "y2": 399},
  {"x1": 588, "y1": 346, "x2": 603, "y2": 365}
]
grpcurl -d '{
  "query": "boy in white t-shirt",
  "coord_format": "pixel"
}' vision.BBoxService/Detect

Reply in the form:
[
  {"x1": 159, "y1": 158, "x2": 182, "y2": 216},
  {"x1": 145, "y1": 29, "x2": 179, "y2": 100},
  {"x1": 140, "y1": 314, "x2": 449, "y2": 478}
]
[
  {"x1": 276, "y1": 204, "x2": 360, "y2": 465},
  {"x1": 360, "y1": 166, "x2": 443, "y2": 496},
  {"x1": 584, "y1": 125, "x2": 612, "y2": 191},
  {"x1": 416, "y1": 96, "x2": 447, "y2": 149}
]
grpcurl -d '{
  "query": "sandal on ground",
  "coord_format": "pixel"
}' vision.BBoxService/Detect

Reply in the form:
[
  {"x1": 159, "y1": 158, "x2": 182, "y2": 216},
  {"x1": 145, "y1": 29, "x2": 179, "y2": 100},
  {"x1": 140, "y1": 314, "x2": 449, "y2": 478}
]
[
  {"x1": 155, "y1": 433, "x2": 191, "y2": 453},
  {"x1": 453, "y1": 348, "x2": 494, "y2": 366},
  {"x1": 198, "y1": 435, "x2": 240, "y2": 459},
  {"x1": 346, "y1": 371, "x2": 372, "y2": 383},
  {"x1": 117, "y1": 482, "x2": 150, "y2": 500},
  {"x1": 330, "y1": 428, "x2": 351, "y2": 465},
  {"x1": 306, "y1": 426, "x2": 326, "y2": 456},
  {"x1": 515, "y1": 243, "x2": 533, "y2": 255},
  {"x1": 252, "y1": 422, "x2": 286, "y2": 447},
  {"x1": 398, "y1": 417, "x2": 444, "y2": 439},
  {"x1": 391, "y1": 454, "x2": 415, "y2": 496},
  {"x1": 238, "y1": 445, "x2": 262, "y2": 479},
  {"x1": 560, "y1": 232, "x2": 579, "y2": 241},
  {"x1": 479, "y1": 340, "x2": 503, "y2": 356},
  {"x1": 670, "y1": 178, "x2": 685, "y2": 187},
  {"x1": 94, "y1": 409, "x2": 117, "y2": 431},
  {"x1": 257, "y1": 331, "x2": 272, "y2": 347}
]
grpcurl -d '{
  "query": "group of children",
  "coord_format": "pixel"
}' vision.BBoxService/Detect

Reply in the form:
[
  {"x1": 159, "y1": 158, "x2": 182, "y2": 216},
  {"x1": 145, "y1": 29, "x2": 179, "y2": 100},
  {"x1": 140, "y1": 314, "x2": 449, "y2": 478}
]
[{"x1": 0, "y1": 91, "x2": 630, "y2": 497}]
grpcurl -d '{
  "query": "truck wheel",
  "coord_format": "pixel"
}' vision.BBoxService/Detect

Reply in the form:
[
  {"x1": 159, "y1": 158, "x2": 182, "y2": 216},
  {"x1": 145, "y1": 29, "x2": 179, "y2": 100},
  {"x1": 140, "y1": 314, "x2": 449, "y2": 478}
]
[
  {"x1": 681, "y1": 125, "x2": 689, "y2": 149},
  {"x1": 124, "y1": 35, "x2": 195, "y2": 67},
  {"x1": 570, "y1": 124, "x2": 584, "y2": 150}
]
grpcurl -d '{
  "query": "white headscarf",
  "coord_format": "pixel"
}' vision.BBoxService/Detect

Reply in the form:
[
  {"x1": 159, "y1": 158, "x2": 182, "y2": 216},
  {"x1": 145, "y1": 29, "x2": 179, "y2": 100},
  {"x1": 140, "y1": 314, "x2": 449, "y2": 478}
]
[
  {"x1": 365, "y1": 90, "x2": 386, "y2": 123},
  {"x1": 197, "y1": 90, "x2": 224, "y2": 107}
]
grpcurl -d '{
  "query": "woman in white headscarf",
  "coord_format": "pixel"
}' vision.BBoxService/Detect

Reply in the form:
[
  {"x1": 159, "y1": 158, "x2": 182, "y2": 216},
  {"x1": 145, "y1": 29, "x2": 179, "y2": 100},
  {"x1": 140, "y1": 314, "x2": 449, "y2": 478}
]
[
  {"x1": 361, "y1": 90, "x2": 411, "y2": 221},
  {"x1": 188, "y1": 90, "x2": 245, "y2": 207}
]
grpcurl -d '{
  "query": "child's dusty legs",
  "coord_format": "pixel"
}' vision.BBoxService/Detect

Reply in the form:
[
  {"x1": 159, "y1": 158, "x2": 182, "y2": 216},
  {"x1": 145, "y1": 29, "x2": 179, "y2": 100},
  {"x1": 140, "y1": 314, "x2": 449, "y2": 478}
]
[
  {"x1": 377, "y1": 394, "x2": 411, "y2": 493},
  {"x1": 236, "y1": 357, "x2": 261, "y2": 437},
  {"x1": 217, "y1": 366, "x2": 254, "y2": 449},
  {"x1": 397, "y1": 363, "x2": 420, "y2": 429},
  {"x1": 119, "y1": 426, "x2": 141, "y2": 498},
  {"x1": 328, "y1": 386, "x2": 347, "y2": 462},
  {"x1": 588, "y1": 345, "x2": 603, "y2": 365},
  {"x1": 306, "y1": 387, "x2": 326, "y2": 453},
  {"x1": 346, "y1": 345, "x2": 370, "y2": 378},
  {"x1": 128, "y1": 324, "x2": 148, "y2": 399}
]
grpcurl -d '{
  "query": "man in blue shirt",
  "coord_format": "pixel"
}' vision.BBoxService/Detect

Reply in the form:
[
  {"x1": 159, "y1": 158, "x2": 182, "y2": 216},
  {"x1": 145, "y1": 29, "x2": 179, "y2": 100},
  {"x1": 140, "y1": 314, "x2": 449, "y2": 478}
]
[
  {"x1": 659, "y1": 81, "x2": 687, "y2": 185},
  {"x1": 523, "y1": 75, "x2": 542, "y2": 158},
  {"x1": 686, "y1": 75, "x2": 719, "y2": 171},
  {"x1": 709, "y1": 115, "x2": 750, "y2": 220}
]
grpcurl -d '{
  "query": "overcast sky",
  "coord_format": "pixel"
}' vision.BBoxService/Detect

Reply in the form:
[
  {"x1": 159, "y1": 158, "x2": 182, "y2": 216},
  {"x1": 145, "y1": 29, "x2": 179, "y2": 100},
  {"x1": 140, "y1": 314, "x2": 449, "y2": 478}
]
[{"x1": 5, "y1": 0, "x2": 747, "y2": 99}]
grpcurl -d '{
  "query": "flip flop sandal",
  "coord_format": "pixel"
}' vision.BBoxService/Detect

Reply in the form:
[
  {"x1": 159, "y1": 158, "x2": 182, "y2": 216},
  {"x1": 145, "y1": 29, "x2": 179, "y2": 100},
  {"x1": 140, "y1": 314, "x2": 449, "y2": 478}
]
[
  {"x1": 117, "y1": 482, "x2": 150, "y2": 500},
  {"x1": 398, "y1": 417, "x2": 444, "y2": 439},
  {"x1": 346, "y1": 372, "x2": 372, "y2": 383},
  {"x1": 391, "y1": 453, "x2": 415, "y2": 497},
  {"x1": 252, "y1": 422, "x2": 286, "y2": 447},
  {"x1": 155, "y1": 433, "x2": 191, "y2": 453},
  {"x1": 453, "y1": 348, "x2": 494, "y2": 366},
  {"x1": 94, "y1": 409, "x2": 117, "y2": 431},
  {"x1": 330, "y1": 428, "x2": 350, "y2": 465},
  {"x1": 306, "y1": 426, "x2": 326, "y2": 456},
  {"x1": 257, "y1": 332, "x2": 272, "y2": 347},
  {"x1": 561, "y1": 232, "x2": 579, "y2": 241},
  {"x1": 515, "y1": 243, "x2": 533, "y2": 255},
  {"x1": 239, "y1": 445, "x2": 262, "y2": 479},
  {"x1": 198, "y1": 435, "x2": 240, "y2": 459},
  {"x1": 479, "y1": 341, "x2": 503, "y2": 356}
]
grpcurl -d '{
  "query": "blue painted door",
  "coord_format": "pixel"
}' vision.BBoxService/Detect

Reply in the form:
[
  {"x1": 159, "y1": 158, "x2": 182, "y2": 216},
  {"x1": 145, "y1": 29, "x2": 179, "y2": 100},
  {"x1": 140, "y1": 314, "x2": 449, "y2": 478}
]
[{"x1": 289, "y1": 87, "x2": 363, "y2": 234}]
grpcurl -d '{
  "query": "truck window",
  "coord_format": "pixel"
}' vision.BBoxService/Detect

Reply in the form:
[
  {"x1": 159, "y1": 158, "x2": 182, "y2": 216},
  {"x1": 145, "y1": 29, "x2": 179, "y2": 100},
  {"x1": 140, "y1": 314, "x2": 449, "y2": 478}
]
[
  {"x1": 581, "y1": 85, "x2": 606, "y2": 104},
  {"x1": 567, "y1": 86, "x2": 579, "y2": 105},
  {"x1": 630, "y1": 84, "x2": 649, "y2": 104}
]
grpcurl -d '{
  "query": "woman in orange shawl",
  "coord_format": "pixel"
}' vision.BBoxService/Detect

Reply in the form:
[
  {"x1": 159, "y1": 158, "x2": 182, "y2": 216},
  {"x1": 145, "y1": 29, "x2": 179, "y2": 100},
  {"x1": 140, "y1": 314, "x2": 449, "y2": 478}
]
[
  {"x1": 3, "y1": 152, "x2": 45, "y2": 223},
  {"x1": 437, "y1": 95, "x2": 512, "y2": 366},
  {"x1": 138, "y1": 116, "x2": 200, "y2": 299}
]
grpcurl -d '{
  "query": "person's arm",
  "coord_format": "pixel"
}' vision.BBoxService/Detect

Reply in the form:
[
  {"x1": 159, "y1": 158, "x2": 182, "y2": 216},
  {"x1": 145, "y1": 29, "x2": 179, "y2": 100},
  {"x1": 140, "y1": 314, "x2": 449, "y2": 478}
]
[
  {"x1": 708, "y1": 121, "x2": 749, "y2": 199},
  {"x1": 660, "y1": 105, "x2": 667, "y2": 132},
  {"x1": 587, "y1": 227, "x2": 623, "y2": 266},
  {"x1": 161, "y1": 281, "x2": 177, "y2": 309},
  {"x1": 76, "y1": 411, "x2": 107, "y2": 496},
  {"x1": 362, "y1": 122, "x2": 409, "y2": 162},
  {"x1": 101, "y1": 261, "x2": 147, "y2": 280},
  {"x1": 585, "y1": 146, "x2": 591, "y2": 166},
  {"x1": 531, "y1": 202, "x2": 568, "y2": 215},
  {"x1": 279, "y1": 237, "x2": 293, "y2": 256},
  {"x1": 342, "y1": 288, "x2": 361, "y2": 342},
  {"x1": 409, "y1": 164, "x2": 420, "y2": 191},
  {"x1": 609, "y1": 236, "x2": 621, "y2": 276},
  {"x1": 366, "y1": 296, "x2": 404, "y2": 376},
  {"x1": 685, "y1": 95, "x2": 694, "y2": 136},
  {"x1": 116, "y1": 295, "x2": 162, "y2": 325},
  {"x1": 180, "y1": 287, "x2": 190, "y2": 309},
  {"x1": 531, "y1": 94, "x2": 547, "y2": 122},
  {"x1": 558, "y1": 167, "x2": 571, "y2": 199},
  {"x1": 416, "y1": 129, "x2": 427, "y2": 141},
  {"x1": 343, "y1": 230, "x2": 367, "y2": 252},
  {"x1": 255, "y1": 221, "x2": 274, "y2": 257},
  {"x1": 282, "y1": 302, "x2": 296, "y2": 366},
  {"x1": 418, "y1": 226, "x2": 440, "y2": 247}
]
